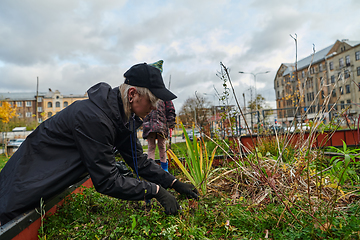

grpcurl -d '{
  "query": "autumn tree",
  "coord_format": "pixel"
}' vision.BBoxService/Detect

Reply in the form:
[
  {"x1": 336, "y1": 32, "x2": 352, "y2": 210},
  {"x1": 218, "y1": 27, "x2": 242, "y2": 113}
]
[
  {"x1": 0, "y1": 101, "x2": 17, "y2": 156},
  {"x1": 178, "y1": 95, "x2": 212, "y2": 131}
]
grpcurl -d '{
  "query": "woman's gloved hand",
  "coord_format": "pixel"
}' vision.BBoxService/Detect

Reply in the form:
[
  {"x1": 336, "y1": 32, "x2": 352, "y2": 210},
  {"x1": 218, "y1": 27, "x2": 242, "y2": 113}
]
[
  {"x1": 172, "y1": 180, "x2": 199, "y2": 200},
  {"x1": 155, "y1": 186, "x2": 180, "y2": 215}
]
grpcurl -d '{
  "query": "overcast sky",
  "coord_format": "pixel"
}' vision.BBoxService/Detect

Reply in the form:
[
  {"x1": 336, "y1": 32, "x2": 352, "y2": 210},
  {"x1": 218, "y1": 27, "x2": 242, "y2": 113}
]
[{"x1": 1, "y1": 0, "x2": 360, "y2": 112}]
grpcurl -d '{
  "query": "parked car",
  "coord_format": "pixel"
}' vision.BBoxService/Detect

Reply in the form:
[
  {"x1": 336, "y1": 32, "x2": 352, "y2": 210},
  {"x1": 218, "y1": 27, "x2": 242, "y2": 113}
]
[
  {"x1": 286, "y1": 124, "x2": 309, "y2": 133},
  {"x1": 182, "y1": 129, "x2": 201, "y2": 141},
  {"x1": 188, "y1": 130, "x2": 201, "y2": 141},
  {"x1": 268, "y1": 124, "x2": 285, "y2": 133},
  {"x1": 7, "y1": 139, "x2": 17, "y2": 145},
  {"x1": 8, "y1": 139, "x2": 25, "y2": 147}
]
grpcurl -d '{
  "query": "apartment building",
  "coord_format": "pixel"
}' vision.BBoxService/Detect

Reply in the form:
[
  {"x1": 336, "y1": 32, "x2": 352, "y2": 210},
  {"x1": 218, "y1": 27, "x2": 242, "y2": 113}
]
[
  {"x1": 43, "y1": 89, "x2": 87, "y2": 119},
  {"x1": 0, "y1": 89, "x2": 87, "y2": 123},
  {"x1": 0, "y1": 92, "x2": 46, "y2": 123},
  {"x1": 274, "y1": 39, "x2": 360, "y2": 125}
]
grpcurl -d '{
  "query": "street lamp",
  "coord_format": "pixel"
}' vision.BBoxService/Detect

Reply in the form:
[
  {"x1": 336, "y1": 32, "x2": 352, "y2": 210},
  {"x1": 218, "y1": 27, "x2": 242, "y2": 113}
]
[
  {"x1": 238, "y1": 71, "x2": 270, "y2": 110},
  {"x1": 239, "y1": 70, "x2": 270, "y2": 130}
]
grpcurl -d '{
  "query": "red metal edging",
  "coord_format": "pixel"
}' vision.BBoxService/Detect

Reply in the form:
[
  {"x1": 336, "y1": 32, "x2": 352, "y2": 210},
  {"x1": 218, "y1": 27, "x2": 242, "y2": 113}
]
[{"x1": 235, "y1": 129, "x2": 359, "y2": 152}]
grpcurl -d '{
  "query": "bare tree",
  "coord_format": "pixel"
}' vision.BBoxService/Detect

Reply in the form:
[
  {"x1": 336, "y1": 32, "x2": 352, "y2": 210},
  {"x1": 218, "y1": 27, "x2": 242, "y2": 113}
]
[{"x1": 178, "y1": 95, "x2": 212, "y2": 130}]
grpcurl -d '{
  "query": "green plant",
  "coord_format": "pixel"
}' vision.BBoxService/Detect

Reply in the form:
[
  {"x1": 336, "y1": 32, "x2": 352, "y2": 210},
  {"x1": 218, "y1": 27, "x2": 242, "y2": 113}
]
[
  {"x1": 167, "y1": 123, "x2": 217, "y2": 194},
  {"x1": 35, "y1": 198, "x2": 46, "y2": 240},
  {"x1": 327, "y1": 141, "x2": 360, "y2": 185}
]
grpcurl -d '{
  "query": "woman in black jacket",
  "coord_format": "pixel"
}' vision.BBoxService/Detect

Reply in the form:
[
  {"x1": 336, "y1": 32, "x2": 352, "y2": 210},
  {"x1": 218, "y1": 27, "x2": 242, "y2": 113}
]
[{"x1": 0, "y1": 63, "x2": 198, "y2": 226}]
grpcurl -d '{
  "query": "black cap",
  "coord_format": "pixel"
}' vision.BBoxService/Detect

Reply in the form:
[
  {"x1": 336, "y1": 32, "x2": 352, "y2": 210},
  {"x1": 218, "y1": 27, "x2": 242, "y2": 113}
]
[{"x1": 124, "y1": 63, "x2": 177, "y2": 101}]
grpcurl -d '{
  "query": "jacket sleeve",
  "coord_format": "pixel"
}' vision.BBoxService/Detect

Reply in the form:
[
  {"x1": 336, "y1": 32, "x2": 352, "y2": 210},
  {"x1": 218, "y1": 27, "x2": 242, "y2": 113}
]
[
  {"x1": 116, "y1": 134, "x2": 176, "y2": 189},
  {"x1": 165, "y1": 101, "x2": 176, "y2": 129},
  {"x1": 73, "y1": 116, "x2": 158, "y2": 200}
]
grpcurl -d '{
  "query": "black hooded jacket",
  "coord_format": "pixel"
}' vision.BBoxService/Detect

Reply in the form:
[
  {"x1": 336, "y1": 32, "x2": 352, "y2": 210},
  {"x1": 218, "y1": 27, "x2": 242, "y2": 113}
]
[{"x1": 0, "y1": 82, "x2": 175, "y2": 226}]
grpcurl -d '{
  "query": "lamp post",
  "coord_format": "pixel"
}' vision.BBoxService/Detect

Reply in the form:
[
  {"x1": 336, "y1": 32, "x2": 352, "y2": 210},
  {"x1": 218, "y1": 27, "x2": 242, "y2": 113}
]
[{"x1": 239, "y1": 70, "x2": 270, "y2": 130}]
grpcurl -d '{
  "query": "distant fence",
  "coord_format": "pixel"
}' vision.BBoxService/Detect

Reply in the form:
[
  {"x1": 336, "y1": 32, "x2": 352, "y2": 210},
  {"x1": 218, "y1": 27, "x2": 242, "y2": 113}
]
[{"x1": 206, "y1": 104, "x2": 360, "y2": 138}]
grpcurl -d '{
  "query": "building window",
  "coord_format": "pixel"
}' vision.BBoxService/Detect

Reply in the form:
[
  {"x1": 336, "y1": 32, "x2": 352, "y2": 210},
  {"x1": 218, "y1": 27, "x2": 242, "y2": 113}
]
[
  {"x1": 37, "y1": 97, "x2": 42, "y2": 102},
  {"x1": 26, "y1": 112, "x2": 32, "y2": 117},
  {"x1": 338, "y1": 72, "x2": 342, "y2": 81},
  {"x1": 340, "y1": 86, "x2": 343, "y2": 95},
  {"x1": 329, "y1": 62, "x2": 334, "y2": 70},
  {"x1": 18, "y1": 113, "x2": 23, "y2": 118},
  {"x1": 356, "y1": 51, "x2": 360, "y2": 61},
  {"x1": 357, "y1": 66, "x2": 360, "y2": 76},
  {"x1": 347, "y1": 99, "x2": 351, "y2": 108},
  {"x1": 56, "y1": 96, "x2": 59, "y2": 99},
  {"x1": 38, "y1": 118, "x2": 42, "y2": 123},
  {"x1": 310, "y1": 67, "x2": 314, "y2": 74},
  {"x1": 321, "y1": 90, "x2": 325, "y2": 99},
  {"x1": 64, "y1": 101, "x2": 68, "y2": 107},
  {"x1": 332, "y1": 90, "x2": 336, "y2": 97},
  {"x1": 56, "y1": 102, "x2": 60, "y2": 108},
  {"x1": 307, "y1": 92, "x2": 315, "y2": 102},
  {"x1": 26, "y1": 101, "x2": 32, "y2": 107},
  {"x1": 16, "y1": 101, "x2": 22, "y2": 107},
  {"x1": 345, "y1": 70, "x2": 350, "y2": 79},
  {"x1": 319, "y1": 63, "x2": 323, "y2": 72},
  {"x1": 48, "y1": 112, "x2": 53, "y2": 117},
  {"x1": 301, "y1": 71, "x2": 305, "y2": 78},
  {"x1": 331, "y1": 75, "x2": 335, "y2": 83},
  {"x1": 345, "y1": 55, "x2": 350, "y2": 66},
  {"x1": 38, "y1": 107, "x2": 43, "y2": 112},
  {"x1": 340, "y1": 101, "x2": 345, "y2": 109},
  {"x1": 48, "y1": 102, "x2": 52, "y2": 108},
  {"x1": 339, "y1": 58, "x2": 344, "y2": 68},
  {"x1": 346, "y1": 84, "x2": 350, "y2": 94}
]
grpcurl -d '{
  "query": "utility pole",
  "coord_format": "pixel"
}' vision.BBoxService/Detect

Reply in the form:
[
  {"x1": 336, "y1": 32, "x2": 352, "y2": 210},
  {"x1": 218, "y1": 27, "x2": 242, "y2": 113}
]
[
  {"x1": 36, "y1": 77, "x2": 39, "y2": 124},
  {"x1": 242, "y1": 93, "x2": 246, "y2": 113},
  {"x1": 290, "y1": 33, "x2": 298, "y2": 118}
]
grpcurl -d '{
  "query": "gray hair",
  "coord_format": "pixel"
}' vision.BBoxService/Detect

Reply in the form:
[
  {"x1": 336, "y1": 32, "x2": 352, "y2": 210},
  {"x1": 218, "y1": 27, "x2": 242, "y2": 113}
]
[{"x1": 119, "y1": 83, "x2": 159, "y2": 120}]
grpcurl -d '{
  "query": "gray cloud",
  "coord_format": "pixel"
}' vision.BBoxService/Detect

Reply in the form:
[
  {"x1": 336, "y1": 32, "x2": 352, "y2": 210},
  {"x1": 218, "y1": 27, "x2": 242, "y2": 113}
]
[{"x1": 0, "y1": 0, "x2": 360, "y2": 112}]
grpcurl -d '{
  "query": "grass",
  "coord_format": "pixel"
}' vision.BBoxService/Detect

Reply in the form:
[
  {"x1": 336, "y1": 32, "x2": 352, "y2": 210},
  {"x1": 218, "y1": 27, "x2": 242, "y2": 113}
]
[
  {"x1": 0, "y1": 154, "x2": 9, "y2": 170},
  {"x1": 2, "y1": 136, "x2": 359, "y2": 239},
  {"x1": 40, "y1": 137, "x2": 360, "y2": 239},
  {"x1": 42, "y1": 184, "x2": 360, "y2": 239}
]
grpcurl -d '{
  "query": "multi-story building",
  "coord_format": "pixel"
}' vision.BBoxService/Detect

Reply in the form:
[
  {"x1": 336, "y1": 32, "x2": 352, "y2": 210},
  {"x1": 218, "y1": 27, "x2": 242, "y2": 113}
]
[
  {"x1": 0, "y1": 89, "x2": 87, "y2": 123},
  {"x1": 0, "y1": 92, "x2": 46, "y2": 123},
  {"x1": 42, "y1": 89, "x2": 87, "y2": 119},
  {"x1": 274, "y1": 39, "x2": 360, "y2": 126}
]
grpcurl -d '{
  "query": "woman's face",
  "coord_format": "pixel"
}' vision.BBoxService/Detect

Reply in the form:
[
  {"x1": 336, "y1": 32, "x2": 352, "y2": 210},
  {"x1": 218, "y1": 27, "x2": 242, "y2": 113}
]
[{"x1": 129, "y1": 88, "x2": 156, "y2": 118}]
